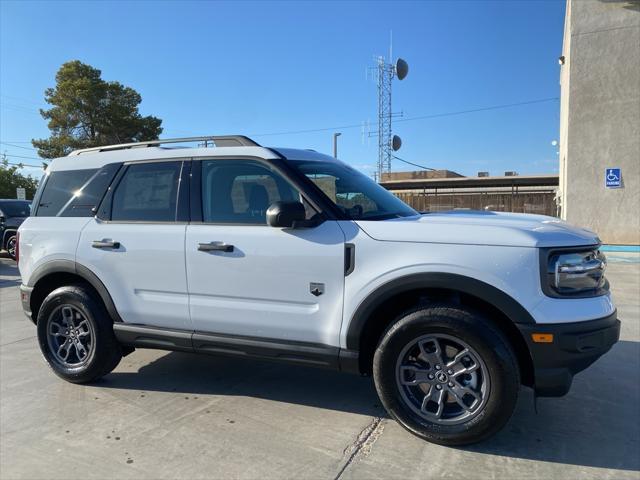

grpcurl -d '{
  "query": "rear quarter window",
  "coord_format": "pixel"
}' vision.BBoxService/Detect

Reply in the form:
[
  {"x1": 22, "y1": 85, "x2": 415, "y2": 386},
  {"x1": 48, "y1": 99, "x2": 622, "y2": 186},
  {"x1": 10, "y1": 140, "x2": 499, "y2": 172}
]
[
  {"x1": 60, "y1": 164, "x2": 121, "y2": 217},
  {"x1": 36, "y1": 165, "x2": 120, "y2": 217}
]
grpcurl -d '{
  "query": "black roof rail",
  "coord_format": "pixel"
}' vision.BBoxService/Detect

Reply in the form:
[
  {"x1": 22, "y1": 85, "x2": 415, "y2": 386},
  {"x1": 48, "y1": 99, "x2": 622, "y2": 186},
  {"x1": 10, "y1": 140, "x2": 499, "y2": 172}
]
[{"x1": 67, "y1": 135, "x2": 260, "y2": 156}]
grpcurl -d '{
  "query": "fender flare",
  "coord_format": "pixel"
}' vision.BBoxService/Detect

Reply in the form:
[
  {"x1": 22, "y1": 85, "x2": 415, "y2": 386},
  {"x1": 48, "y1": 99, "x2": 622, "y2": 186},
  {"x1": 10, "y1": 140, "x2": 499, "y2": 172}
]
[
  {"x1": 28, "y1": 259, "x2": 123, "y2": 323},
  {"x1": 345, "y1": 272, "x2": 536, "y2": 351}
]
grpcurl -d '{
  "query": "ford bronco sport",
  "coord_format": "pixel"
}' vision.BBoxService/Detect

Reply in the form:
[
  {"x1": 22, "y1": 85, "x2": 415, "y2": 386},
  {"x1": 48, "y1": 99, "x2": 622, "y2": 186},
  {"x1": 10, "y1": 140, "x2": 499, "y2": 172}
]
[{"x1": 17, "y1": 135, "x2": 620, "y2": 445}]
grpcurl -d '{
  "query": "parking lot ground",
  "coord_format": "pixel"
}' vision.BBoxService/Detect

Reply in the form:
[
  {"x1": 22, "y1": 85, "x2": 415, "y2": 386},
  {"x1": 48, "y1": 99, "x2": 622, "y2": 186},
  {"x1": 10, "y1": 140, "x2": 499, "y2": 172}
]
[{"x1": 1, "y1": 255, "x2": 639, "y2": 480}]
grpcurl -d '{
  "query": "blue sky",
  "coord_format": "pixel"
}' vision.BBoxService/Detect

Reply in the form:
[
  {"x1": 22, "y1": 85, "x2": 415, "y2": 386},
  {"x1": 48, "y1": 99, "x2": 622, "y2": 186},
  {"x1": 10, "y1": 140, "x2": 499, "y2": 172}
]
[{"x1": 0, "y1": 0, "x2": 565, "y2": 179}]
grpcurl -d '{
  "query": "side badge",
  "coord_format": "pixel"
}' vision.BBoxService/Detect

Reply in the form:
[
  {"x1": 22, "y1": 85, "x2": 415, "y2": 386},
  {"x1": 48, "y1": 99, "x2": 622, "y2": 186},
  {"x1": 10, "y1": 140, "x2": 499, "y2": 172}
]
[{"x1": 310, "y1": 283, "x2": 325, "y2": 296}]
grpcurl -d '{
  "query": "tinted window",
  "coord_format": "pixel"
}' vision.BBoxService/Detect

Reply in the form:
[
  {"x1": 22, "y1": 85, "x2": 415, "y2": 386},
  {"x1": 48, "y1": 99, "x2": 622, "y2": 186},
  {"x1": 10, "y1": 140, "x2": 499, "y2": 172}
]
[
  {"x1": 60, "y1": 163, "x2": 121, "y2": 217},
  {"x1": 36, "y1": 169, "x2": 97, "y2": 217},
  {"x1": 111, "y1": 162, "x2": 182, "y2": 222},
  {"x1": 201, "y1": 160, "x2": 307, "y2": 224},
  {"x1": 0, "y1": 200, "x2": 30, "y2": 217}
]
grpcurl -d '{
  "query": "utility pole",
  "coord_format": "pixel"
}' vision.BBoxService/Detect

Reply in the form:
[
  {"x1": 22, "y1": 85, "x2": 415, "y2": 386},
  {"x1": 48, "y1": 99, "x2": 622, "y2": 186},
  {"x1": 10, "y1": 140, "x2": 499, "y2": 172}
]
[{"x1": 333, "y1": 132, "x2": 342, "y2": 158}]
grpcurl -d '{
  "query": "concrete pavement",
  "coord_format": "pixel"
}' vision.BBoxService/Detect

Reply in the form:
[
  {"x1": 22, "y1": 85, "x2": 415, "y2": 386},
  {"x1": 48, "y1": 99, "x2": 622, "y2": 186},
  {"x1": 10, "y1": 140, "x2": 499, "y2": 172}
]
[{"x1": 1, "y1": 255, "x2": 638, "y2": 479}]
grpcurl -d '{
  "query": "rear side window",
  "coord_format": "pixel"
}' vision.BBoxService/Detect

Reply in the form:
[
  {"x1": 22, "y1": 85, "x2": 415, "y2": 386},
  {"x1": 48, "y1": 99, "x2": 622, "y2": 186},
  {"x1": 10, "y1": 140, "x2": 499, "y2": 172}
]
[
  {"x1": 36, "y1": 169, "x2": 98, "y2": 217},
  {"x1": 111, "y1": 162, "x2": 182, "y2": 222}
]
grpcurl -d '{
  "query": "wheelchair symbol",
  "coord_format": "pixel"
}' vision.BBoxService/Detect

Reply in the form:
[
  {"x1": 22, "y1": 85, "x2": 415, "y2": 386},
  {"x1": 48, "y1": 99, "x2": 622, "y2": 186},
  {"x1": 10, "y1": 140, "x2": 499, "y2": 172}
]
[{"x1": 605, "y1": 168, "x2": 621, "y2": 188}]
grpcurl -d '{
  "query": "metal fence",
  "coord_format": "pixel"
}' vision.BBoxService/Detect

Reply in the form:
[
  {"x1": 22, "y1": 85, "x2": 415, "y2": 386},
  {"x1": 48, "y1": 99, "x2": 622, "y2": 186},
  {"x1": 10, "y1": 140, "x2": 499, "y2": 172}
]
[{"x1": 392, "y1": 190, "x2": 558, "y2": 217}]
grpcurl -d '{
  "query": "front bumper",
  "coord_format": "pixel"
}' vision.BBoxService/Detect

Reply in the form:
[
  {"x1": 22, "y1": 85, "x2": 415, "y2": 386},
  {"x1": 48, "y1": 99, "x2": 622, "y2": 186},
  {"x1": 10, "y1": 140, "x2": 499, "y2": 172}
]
[{"x1": 517, "y1": 311, "x2": 620, "y2": 397}]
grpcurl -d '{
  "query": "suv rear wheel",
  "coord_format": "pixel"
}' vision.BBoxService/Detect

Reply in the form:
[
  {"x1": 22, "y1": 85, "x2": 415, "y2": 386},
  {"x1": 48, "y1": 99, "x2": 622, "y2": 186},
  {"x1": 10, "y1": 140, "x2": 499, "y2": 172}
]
[
  {"x1": 373, "y1": 304, "x2": 520, "y2": 446},
  {"x1": 37, "y1": 285, "x2": 122, "y2": 383}
]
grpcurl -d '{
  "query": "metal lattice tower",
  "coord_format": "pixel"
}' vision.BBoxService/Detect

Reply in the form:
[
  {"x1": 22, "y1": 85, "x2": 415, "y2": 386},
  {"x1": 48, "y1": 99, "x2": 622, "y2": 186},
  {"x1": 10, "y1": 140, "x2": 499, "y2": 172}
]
[{"x1": 377, "y1": 56, "x2": 395, "y2": 179}]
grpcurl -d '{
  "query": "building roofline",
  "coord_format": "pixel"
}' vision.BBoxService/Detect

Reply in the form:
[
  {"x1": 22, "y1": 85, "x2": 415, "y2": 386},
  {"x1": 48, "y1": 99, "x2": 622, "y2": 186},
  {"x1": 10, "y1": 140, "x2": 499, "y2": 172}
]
[{"x1": 380, "y1": 174, "x2": 559, "y2": 190}]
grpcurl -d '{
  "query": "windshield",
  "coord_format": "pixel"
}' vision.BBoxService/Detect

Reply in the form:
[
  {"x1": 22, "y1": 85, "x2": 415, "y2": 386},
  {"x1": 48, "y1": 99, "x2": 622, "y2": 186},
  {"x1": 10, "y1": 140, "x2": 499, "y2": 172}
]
[
  {"x1": 290, "y1": 160, "x2": 418, "y2": 220},
  {"x1": 0, "y1": 200, "x2": 31, "y2": 217}
]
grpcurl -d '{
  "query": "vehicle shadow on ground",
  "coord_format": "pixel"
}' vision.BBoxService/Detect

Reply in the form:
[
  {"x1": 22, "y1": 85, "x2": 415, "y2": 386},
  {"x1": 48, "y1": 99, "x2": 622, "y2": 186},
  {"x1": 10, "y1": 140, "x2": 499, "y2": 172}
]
[
  {"x1": 101, "y1": 351, "x2": 384, "y2": 417},
  {"x1": 100, "y1": 340, "x2": 639, "y2": 472},
  {"x1": 469, "y1": 339, "x2": 640, "y2": 472},
  {"x1": 0, "y1": 256, "x2": 20, "y2": 288}
]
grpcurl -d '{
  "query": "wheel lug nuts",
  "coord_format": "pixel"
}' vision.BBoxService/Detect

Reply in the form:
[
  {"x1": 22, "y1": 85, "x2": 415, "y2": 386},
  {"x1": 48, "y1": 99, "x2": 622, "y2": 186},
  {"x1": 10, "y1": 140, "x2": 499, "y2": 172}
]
[
  {"x1": 435, "y1": 365, "x2": 441, "y2": 370},
  {"x1": 447, "y1": 369, "x2": 453, "y2": 375},
  {"x1": 436, "y1": 385, "x2": 442, "y2": 390},
  {"x1": 428, "y1": 374, "x2": 434, "y2": 379},
  {"x1": 448, "y1": 382, "x2": 454, "y2": 387}
]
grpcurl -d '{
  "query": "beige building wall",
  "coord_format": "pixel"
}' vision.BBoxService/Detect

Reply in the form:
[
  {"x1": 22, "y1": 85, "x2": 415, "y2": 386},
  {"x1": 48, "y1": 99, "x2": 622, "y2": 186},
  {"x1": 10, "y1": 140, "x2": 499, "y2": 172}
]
[{"x1": 558, "y1": 0, "x2": 640, "y2": 244}]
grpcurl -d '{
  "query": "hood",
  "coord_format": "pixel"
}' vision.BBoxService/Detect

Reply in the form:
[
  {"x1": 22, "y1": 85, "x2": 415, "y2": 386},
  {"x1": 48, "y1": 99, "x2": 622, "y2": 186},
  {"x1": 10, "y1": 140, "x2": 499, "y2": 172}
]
[{"x1": 355, "y1": 211, "x2": 600, "y2": 248}]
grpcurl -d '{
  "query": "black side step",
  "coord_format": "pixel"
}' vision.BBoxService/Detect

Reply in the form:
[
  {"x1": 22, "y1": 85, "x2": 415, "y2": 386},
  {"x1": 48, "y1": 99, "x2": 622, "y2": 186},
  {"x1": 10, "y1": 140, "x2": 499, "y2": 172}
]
[
  {"x1": 113, "y1": 324, "x2": 342, "y2": 369},
  {"x1": 113, "y1": 324, "x2": 193, "y2": 352}
]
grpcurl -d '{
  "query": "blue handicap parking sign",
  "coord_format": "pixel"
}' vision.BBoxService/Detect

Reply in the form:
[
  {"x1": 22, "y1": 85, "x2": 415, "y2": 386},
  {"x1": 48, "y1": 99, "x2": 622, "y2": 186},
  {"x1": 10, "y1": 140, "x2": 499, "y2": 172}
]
[{"x1": 605, "y1": 168, "x2": 621, "y2": 188}]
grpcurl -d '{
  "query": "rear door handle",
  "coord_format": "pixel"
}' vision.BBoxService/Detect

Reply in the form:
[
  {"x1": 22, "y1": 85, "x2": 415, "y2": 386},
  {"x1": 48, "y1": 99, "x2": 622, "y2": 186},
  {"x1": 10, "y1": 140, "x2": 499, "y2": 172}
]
[
  {"x1": 92, "y1": 240, "x2": 120, "y2": 249},
  {"x1": 198, "y1": 242, "x2": 234, "y2": 252}
]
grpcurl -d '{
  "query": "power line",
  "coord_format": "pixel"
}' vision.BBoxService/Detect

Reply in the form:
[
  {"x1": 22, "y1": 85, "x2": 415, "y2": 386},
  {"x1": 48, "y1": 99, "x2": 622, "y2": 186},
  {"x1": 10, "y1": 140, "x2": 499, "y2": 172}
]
[
  {"x1": 2, "y1": 96, "x2": 560, "y2": 143},
  {"x1": 0, "y1": 150, "x2": 44, "y2": 169},
  {"x1": 2, "y1": 153, "x2": 44, "y2": 161},
  {"x1": 0, "y1": 141, "x2": 37, "y2": 151},
  {"x1": 0, "y1": 103, "x2": 41, "y2": 115},
  {"x1": 396, "y1": 97, "x2": 559, "y2": 124},
  {"x1": 248, "y1": 97, "x2": 559, "y2": 137},
  {"x1": 3, "y1": 161, "x2": 44, "y2": 168},
  {"x1": 392, "y1": 155, "x2": 435, "y2": 171},
  {"x1": 250, "y1": 122, "x2": 363, "y2": 137},
  {"x1": 0, "y1": 94, "x2": 46, "y2": 107}
]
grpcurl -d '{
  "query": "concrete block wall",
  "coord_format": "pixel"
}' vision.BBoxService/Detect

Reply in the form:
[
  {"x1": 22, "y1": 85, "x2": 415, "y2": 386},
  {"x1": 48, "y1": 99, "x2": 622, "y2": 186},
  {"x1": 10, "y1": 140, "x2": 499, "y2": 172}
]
[{"x1": 559, "y1": 0, "x2": 640, "y2": 245}]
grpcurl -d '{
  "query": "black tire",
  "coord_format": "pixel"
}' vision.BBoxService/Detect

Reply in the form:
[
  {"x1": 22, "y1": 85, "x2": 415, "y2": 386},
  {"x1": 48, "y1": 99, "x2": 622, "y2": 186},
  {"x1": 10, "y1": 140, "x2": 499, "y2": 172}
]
[
  {"x1": 373, "y1": 304, "x2": 520, "y2": 446},
  {"x1": 5, "y1": 234, "x2": 17, "y2": 260},
  {"x1": 37, "y1": 285, "x2": 122, "y2": 383}
]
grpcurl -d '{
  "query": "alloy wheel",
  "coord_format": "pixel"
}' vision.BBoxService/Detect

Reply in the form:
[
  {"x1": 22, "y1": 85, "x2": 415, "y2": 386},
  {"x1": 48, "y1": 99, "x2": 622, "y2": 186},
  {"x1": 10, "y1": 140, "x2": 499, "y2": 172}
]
[
  {"x1": 46, "y1": 305, "x2": 95, "y2": 367},
  {"x1": 6, "y1": 236, "x2": 16, "y2": 259},
  {"x1": 395, "y1": 333, "x2": 490, "y2": 425}
]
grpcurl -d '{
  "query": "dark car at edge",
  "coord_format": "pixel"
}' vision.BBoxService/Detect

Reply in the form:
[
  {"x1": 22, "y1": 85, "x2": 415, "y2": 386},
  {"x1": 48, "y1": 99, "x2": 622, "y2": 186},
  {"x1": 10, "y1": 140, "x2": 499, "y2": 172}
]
[{"x1": 0, "y1": 199, "x2": 31, "y2": 260}]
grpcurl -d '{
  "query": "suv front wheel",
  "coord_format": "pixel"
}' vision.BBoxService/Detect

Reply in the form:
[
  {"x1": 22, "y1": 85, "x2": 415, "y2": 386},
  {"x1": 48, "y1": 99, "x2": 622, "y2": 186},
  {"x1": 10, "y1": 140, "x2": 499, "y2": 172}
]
[
  {"x1": 37, "y1": 285, "x2": 123, "y2": 383},
  {"x1": 373, "y1": 304, "x2": 520, "y2": 446},
  {"x1": 5, "y1": 234, "x2": 17, "y2": 260}
]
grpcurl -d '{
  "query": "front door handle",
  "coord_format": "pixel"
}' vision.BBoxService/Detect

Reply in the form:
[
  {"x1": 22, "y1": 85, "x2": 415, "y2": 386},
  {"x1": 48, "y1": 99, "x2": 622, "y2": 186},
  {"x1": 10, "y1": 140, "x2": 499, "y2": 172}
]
[
  {"x1": 92, "y1": 239, "x2": 120, "y2": 249},
  {"x1": 198, "y1": 242, "x2": 234, "y2": 252}
]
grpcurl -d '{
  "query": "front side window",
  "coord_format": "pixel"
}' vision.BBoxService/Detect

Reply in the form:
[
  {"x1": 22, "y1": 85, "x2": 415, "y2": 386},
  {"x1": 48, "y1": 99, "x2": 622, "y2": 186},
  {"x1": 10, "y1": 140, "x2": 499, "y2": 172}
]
[
  {"x1": 111, "y1": 162, "x2": 182, "y2": 222},
  {"x1": 290, "y1": 159, "x2": 418, "y2": 220},
  {"x1": 201, "y1": 160, "x2": 310, "y2": 224}
]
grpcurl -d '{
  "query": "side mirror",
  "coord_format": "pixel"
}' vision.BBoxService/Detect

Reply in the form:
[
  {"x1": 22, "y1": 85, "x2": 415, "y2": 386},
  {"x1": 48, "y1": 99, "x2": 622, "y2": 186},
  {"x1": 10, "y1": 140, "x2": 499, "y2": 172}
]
[{"x1": 266, "y1": 201, "x2": 306, "y2": 228}]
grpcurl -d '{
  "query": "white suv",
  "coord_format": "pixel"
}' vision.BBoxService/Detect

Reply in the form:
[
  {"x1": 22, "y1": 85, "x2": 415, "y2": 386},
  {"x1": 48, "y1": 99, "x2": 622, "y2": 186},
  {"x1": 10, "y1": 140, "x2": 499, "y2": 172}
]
[{"x1": 17, "y1": 136, "x2": 619, "y2": 445}]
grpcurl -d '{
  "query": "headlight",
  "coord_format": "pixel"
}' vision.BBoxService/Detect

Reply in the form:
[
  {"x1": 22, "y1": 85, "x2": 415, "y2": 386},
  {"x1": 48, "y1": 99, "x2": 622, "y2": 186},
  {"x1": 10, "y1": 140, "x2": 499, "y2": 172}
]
[{"x1": 545, "y1": 248, "x2": 608, "y2": 297}]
